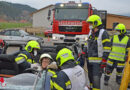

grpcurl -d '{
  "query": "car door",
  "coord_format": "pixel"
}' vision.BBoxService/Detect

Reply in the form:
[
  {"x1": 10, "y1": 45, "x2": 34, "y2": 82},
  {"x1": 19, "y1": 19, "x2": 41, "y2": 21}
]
[
  {"x1": 19, "y1": 30, "x2": 31, "y2": 43},
  {"x1": 10, "y1": 30, "x2": 24, "y2": 45}
]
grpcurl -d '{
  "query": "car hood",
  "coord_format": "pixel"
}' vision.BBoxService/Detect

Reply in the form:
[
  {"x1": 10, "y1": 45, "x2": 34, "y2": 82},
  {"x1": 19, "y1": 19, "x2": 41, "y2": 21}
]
[{"x1": 0, "y1": 72, "x2": 46, "y2": 90}]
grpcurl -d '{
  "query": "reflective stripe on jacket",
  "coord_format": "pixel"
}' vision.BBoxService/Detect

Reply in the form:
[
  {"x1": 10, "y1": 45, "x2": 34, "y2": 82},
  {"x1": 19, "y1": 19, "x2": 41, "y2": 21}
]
[{"x1": 15, "y1": 50, "x2": 35, "y2": 64}]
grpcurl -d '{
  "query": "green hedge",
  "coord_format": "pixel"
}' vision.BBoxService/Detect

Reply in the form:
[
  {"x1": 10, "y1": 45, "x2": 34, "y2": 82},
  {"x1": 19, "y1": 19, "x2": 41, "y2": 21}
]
[{"x1": 0, "y1": 22, "x2": 31, "y2": 29}]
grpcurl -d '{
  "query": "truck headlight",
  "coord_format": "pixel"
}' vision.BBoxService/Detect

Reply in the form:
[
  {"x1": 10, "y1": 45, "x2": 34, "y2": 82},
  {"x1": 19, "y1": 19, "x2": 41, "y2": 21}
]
[
  {"x1": 84, "y1": 37, "x2": 88, "y2": 41},
  {"x1": 78, "y1": 4, "x2": 82, "y2": 7},
  {"x1": 53, "y1": 36, "x2": 58, "y2": 40},
  {"x1": 60, "y1": 4, "x2": 64, "y2": 7},
  {"x1": 53, "y1": 36, "x2": 56, "y2": 40}
]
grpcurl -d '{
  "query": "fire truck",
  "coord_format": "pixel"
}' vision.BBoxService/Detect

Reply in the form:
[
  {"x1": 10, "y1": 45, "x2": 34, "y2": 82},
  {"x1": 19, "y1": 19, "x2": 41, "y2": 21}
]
[{"x1": 48, "y1": 1, "x2": 107, "y2": 45}]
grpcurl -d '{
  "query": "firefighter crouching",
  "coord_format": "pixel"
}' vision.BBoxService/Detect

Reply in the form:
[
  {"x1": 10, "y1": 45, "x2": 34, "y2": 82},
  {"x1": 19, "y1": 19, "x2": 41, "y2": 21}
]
[
  {"x1": 82, "y1": 15, "x2": 111, "y2": 90},
  {"x1": 104, "y1": 23, "x2": 130, "y2": 85},
  {"x1": 51, "y1": 48, "x2": 88, "y2": 90},
  {"x1": 15, "y1": 40, "x2": 41, "y2": 73}
]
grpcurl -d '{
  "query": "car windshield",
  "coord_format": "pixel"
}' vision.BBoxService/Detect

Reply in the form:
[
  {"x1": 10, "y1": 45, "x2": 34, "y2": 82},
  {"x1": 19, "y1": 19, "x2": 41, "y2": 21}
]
[
  {"x1": 55, "y1": 8, "x2": 88, "y2": 20},
  {"x1": 20, "y1": 30, "x2": 29, "y2": 36}
]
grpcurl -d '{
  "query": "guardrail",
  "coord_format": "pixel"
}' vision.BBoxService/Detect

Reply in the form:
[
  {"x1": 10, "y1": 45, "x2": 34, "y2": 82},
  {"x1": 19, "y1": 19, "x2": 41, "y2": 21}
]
[{"x1": 119, "y1": 49, "x2": 130, "y2": 90}]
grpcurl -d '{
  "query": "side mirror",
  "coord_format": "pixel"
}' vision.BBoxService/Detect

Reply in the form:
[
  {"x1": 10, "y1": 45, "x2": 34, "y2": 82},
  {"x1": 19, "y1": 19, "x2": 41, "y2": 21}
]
[{"x1": 47, "y1": 9, "x2": 51, "y2": 20}]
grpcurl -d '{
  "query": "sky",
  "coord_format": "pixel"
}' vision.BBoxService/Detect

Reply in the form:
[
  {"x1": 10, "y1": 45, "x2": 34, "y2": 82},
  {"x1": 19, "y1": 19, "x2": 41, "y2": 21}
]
[{"x1": 0, "y1": 0, "x2": 130, "y2": 16}]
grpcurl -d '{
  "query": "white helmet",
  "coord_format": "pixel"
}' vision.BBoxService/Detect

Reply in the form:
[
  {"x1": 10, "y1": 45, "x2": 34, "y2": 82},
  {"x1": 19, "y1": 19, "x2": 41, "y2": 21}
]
[{"x1": 39, "y1": 53, "x2": 53, "y2": 63}]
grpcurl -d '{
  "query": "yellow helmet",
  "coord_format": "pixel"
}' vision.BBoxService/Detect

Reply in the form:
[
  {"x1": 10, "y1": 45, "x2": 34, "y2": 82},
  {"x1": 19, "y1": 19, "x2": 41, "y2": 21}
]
[
  {"x1": 115, "y1": 23, "x2": 126, "y2": 34},
  {"x1": 56, "y1": 48, "x2": 75, "y2": 67},
  {"x1": 86, "y1": 15, "x2": 102, "y2": 28},
  {"x1": 25, "y1": 40, "x2": 40, "y2": 52}
]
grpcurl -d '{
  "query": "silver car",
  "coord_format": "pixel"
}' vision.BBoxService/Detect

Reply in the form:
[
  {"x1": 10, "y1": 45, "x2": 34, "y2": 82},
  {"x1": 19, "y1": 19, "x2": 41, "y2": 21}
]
[{"x1": 0, "y1": 29, "x2": 44, "y2": 45}]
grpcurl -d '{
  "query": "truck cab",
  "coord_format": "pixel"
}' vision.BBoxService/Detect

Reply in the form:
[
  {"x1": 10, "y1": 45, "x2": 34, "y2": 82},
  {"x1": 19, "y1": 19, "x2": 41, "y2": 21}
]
[
  {"x1": 48, "y1": 1, "x2": 107, "y2": 46},
  {"x1": 52, "y1": 1, "x2": 92, "y2": 45}
]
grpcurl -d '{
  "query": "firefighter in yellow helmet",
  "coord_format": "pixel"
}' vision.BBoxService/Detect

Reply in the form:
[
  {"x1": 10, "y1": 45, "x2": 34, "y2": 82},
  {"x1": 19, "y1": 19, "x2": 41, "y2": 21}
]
[
  {"x1": 81, "y1": 15, "x2": 111, "y2": 90},
  {"x1": 15, "y1": 40, "x2": 41, "y2": 73},
  {"x1": 104, "y1": 23, "x2": 130, "y2": 85},
  {"x1": 51, "y1": 48, "x2": 88, "y2": 90}
]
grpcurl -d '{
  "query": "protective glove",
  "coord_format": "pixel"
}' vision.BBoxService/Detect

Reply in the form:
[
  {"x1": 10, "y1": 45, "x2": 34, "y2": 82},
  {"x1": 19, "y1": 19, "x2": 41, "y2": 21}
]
[
  {"x1": 47, "y1": 62, "x2": 58, "y2": 70},
  {"x1": 81, "y1": 51, "x2": 87, "y2": 59},
  {"x1": 100, "y1": 59, "x2": 107, "y2": 73},
  {"x1": 31, "y1": 63, "x2": 42, "y2": 71},
  {"x1": 100, "y1": 59, "x2": 107, "y2": 68}
]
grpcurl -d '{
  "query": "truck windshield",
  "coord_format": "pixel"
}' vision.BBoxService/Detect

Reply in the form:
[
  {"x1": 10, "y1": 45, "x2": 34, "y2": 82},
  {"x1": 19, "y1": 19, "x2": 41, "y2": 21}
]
[{"x1": 55, "y1": 8, "x2": 88, "y2": 20}]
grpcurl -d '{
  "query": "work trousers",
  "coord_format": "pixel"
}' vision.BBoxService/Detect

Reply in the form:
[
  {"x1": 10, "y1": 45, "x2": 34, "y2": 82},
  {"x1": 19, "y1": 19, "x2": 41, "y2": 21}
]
[
  {"x1": 87, "y1": 61, "x2": 102, "y2": 90},
  {"x1": 104, "y1": 59, "x2": 125, "y2": 84}
]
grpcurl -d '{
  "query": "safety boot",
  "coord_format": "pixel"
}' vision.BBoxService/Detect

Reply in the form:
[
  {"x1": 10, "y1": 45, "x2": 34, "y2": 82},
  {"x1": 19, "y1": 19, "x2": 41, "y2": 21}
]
[
  {"x1": 116, "y1": 76, "x2": 121, "y2": 85},
  {"x1": 104, "y1": 80, "x2": 108, "y2": 86},
  {"x1": 116, "y1": 80, "x2": 121, "y2": 85}
]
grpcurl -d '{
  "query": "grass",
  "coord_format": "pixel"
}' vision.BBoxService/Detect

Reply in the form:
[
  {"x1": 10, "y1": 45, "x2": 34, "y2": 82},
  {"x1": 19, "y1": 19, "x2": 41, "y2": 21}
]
[{"x1": 0, "y1": 22, "x2": 32, "y2": 29}]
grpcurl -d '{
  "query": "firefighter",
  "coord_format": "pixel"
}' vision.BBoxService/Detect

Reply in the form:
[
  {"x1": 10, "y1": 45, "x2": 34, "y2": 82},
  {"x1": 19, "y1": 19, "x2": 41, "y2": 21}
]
[
  {"x1": 82, "y1": 15, "x2": 111, "y2": 90},
  {"x1": 51, "y1": 48, "x2": 88, "y2": 90},
  {"x1": 15, "y1": 40, "x2": 41, "y2": 73},
  {"x1": 104, "y1": 23, "x2": 130, "y2": 85}
]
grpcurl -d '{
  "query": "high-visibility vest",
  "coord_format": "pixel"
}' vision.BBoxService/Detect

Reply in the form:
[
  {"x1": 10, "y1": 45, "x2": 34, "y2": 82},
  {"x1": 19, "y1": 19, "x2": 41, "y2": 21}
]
[
  {"x1": 108, "y1": 35, "x2": 129, "y2": 61},
  {"x1": 87, "y1": 29, "x2": 105, "y2": 63}
]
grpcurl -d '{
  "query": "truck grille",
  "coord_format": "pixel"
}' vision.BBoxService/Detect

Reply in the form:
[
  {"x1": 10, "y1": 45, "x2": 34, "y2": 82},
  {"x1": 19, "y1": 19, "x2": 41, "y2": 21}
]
[
  {"x1": 64, "y1": 39, "x2": 76, "y2": 42},
  {"x1": 59, "y1": 26, "x2": 82, "y2": 32}
]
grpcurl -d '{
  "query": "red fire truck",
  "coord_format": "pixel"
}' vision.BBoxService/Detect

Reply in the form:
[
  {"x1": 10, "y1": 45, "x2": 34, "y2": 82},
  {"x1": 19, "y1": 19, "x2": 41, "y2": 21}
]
[{"x1": 48, "y1": 1, "x2": 107, "y2": 45}]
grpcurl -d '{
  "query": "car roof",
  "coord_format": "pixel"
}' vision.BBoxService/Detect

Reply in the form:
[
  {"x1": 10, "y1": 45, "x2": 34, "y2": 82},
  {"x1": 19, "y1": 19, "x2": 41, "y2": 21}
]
[
  {"x1": 3, "y1": 29, "x2": 25, "y2": 31},
  {"x1": 5, "y1": 29, "x2": 19, "y2": 30}
]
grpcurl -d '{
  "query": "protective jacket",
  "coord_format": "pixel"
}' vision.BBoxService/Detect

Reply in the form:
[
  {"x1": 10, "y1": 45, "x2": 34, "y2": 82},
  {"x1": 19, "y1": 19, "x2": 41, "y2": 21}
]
[
  {"x1": 15, "y1": 50, "x2": 35, "y2": 73},
  {"x1": 51, "y1": 61, "x2": 87, "y2": 90},
  {"x1": 83, "y1": 29, "x2": 111, "y2": 63}
]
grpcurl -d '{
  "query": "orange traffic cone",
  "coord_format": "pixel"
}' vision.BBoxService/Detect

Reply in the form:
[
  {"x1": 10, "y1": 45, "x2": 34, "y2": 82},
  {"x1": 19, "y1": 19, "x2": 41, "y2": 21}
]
[{"x1": 48, "y1": 36, "x2": 50, "y2": 42}]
